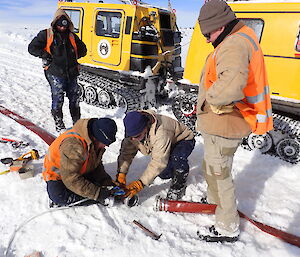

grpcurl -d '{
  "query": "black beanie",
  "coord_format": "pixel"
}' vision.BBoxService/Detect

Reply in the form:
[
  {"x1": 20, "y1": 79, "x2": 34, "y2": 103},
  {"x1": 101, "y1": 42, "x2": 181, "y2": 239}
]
[{"x1": 90, "y1": 118, "x2": 117, "y2": 146}]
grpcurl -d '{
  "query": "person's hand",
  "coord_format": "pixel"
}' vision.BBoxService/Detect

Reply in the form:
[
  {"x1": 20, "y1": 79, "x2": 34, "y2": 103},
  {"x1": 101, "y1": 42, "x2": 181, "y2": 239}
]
[
  {"x1": 96, "y1": 186, "x2": 114, "y2": 206},
  {"x1": 116, "y1": 172, "x2": 126, "y2": 187},
  {"x1": 126, "y1": 180, "x2": 144, "y2": 198},
  {"x1": 96, "y1": 185, "x2": 125, "y2": 206},
  {"x1": 41, "y1": 51, "x2": 52, "y2": 61},
  {"x1": 210, "y1": 104, "x2": 234, "y2": 114},
  {"x1": 41, "y1": 51, "x2": 52, "y2": 68}
]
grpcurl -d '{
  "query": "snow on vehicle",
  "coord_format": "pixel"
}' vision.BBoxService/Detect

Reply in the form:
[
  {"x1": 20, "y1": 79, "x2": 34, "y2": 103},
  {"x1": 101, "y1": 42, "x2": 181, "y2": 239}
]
[{"x1": 172, "y1": 1, "x2": 300, "y2": 163}]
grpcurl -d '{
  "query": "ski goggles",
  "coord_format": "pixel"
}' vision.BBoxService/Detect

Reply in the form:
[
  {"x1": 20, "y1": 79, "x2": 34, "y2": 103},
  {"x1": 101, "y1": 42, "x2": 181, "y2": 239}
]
[{"x1": 56, "y1": 19, "x2": 69, "y2": 28}]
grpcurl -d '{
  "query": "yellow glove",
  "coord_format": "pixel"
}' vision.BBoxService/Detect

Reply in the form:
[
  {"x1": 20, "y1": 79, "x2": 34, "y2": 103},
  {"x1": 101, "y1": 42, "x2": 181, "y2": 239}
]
[
  {"x1": 116, "y1": 172, "x2": 126, "y2": 187},
  {"x1": 210, "y1": 103, "x2": 234, "y2": 114},
  {"x1": 126, "y1": 180, "x2": 144, "y2": 198}
]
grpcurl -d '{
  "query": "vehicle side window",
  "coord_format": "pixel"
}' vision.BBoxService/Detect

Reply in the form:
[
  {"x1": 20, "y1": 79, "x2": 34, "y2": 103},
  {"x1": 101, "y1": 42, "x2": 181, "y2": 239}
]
[
  {"x1": 64, "y1": 9, "x2": 81, "y2": 33},
  {"x1": 239, "y1": 18, "x2": 264, "y2": 42},
  {"x1": 96, "y1": 11, "x2": 122, "y2": 38},
  {"x1": 295, "y1": 27, "x2": 300, "y2": 52}
]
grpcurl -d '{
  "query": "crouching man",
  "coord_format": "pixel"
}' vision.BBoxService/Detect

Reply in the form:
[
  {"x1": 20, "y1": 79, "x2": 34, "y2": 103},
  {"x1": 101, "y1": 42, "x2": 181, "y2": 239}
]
[
  {"x1": 116, "y1": 110, "x2": 195, "y2": 200},
  {"x1": 43, "y1": 118, "x2": 120, "y2": 207}
]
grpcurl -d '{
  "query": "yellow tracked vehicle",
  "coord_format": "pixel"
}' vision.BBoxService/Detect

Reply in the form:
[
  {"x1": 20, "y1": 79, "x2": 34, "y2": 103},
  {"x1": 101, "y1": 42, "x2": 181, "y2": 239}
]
[
  {"x1": 58, "y1": 0, "x2": 182, "y2": 111},
  {"x1": 172, "y1": 1, "x2": 300, "y2": 163}
]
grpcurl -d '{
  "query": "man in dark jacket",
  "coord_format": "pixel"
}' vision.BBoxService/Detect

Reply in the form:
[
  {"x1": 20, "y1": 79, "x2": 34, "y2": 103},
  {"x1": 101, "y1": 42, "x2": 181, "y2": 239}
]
[{"x1": 28, "y1": 8, "x2": 87, "y2": 132}]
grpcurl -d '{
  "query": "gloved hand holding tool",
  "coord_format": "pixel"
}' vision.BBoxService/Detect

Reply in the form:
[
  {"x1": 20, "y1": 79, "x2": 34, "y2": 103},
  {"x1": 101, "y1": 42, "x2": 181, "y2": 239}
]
[
  {"x1": 115, "y1": 172, "x2": 127, "y2": 187},
  {"x1": 108, "y1": 179, "x2": 139, "y2": 207},
  {"x1": 96, "y1": 185, "x2": 126, "y2": 206},
  {"x1": 126, "y1": 180, "x2": 144, "y2": 198}
]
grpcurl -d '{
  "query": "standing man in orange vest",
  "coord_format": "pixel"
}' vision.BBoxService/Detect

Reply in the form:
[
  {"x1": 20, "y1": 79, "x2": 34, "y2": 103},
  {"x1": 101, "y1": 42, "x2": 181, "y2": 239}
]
[
  {"x1": 28, "y1": 8, "x2": 87, "y2": 132},
  {"x1": 196, "y1": 0, "x2": 273, "y2": 242},
  {"x1": 43, "y1": 117, "x2": 120, "y2": 207}
]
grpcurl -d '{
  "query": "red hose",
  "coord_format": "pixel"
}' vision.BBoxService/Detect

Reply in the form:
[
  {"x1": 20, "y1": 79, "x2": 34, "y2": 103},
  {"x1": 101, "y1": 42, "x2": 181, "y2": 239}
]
[
  {"x1": 156, "y1": 197, "x2": 216, "y2": 214},
  {"x1": 0, "y1": 105, "x2": 55, "y2": 145},
  {"x1": 155, "y1": 196, "x2": 300, "y2": 248}
]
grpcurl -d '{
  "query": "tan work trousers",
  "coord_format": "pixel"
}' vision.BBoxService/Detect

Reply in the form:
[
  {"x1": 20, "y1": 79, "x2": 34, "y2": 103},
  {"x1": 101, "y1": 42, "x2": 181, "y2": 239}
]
[{"x1": 201, "y1": 132, "x2": 242, "y2": 233}]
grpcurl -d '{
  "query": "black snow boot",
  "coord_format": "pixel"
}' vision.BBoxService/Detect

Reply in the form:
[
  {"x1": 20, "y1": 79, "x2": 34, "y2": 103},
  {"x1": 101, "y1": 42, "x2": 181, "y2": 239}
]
[
  {"x1": 166, "y1": 169, "x2": 188, "y2": 200},
  {"x1": 51, "y1": 109, "x2": 66, "y2": 132},
  {"x1": 70, "y1": 106, "x2": 81, "y2": 125}
]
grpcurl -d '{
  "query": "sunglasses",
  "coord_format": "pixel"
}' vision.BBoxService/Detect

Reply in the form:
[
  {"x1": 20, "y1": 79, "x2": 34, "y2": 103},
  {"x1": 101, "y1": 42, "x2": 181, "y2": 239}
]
[{"x1": 203, "y1": 33, "x2": 211, "y2": 39}]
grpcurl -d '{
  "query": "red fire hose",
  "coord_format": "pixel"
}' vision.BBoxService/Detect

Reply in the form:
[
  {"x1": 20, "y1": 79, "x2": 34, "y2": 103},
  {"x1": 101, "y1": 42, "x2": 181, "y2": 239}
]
[
  {"x1": 155, "y1": 196, "x2": 300, "y2": 248},
  {"x1": 0, "y1": 105, "x2": 55, "y2": 146}
]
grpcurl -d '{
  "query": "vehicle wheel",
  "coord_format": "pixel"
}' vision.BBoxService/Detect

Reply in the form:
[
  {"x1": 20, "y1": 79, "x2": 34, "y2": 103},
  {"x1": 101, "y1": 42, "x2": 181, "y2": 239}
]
[
  {"x1": 247, "y1": 133, "x2": 273, "y2": 153},
  {"x1": 97, "y1": 89, "x2": 111, "y2": 108},
  {"x1": 84, "y1": 86, "x2": 97, "y2": 105},
  {"x1": 276, "y1": 138, "x2": 300, "y2": 164}
]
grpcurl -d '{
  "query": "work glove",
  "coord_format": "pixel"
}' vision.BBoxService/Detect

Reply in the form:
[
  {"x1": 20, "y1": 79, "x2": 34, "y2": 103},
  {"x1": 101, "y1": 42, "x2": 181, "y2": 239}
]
[
  {"x1": 116, "y1": 172, "x2": 127, "y2": 187},
  {"x1": 41, "y1": 51, "x2": 53, "y2": 68},
  {"x1": 97, "y1": 185, "x2": 125, "y2": 206},
  {"x1": 210, "y1": 103, "x2": 234, "y2": 115},
  {"x1": 126, "y1": 180, "x2": 144, "y2": 198},
  {"x1": 41, "y1": 51, "x2": 52, "y2": 59}
]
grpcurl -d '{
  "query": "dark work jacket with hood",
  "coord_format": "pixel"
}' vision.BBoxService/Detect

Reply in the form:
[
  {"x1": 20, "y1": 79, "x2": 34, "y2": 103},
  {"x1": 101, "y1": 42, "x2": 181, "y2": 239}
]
[{"x1": 28, "y1": 8, "x2": 87, "y2": 79}]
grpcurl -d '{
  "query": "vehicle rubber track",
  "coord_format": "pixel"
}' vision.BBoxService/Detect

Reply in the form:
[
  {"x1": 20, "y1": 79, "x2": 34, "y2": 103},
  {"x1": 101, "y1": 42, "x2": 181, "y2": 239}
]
[
  {"x1": 273, "y1": 113, "x2": 300, "y2": 138},
  {"x1": 78, "y1": 69, "x2": 141, "y2": 112},
  {"x1": 271, "y1": 113, "x2": 300, "y2": 164},
  {"x1": 172, "y1": 93, "x2": 300, "y2": 163}
]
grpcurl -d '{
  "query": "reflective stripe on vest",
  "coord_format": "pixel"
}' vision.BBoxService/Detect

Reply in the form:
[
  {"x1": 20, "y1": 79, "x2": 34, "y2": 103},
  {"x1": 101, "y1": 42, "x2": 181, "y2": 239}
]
[
  {"x1": 204, "y1": 26, "x2": 273, "y2": 135},
  {"x1": 42, "y1": 129, "x2": 89, "y2": 181},
  {"x1": 44, "y1": 28, "x2": 78, "y2": 70}
]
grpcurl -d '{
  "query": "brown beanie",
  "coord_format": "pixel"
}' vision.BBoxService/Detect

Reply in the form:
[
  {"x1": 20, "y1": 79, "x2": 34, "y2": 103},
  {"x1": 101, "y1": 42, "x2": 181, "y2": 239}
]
[{"x1": 198, "y1": 0, "x2": 236, "y2": 35}]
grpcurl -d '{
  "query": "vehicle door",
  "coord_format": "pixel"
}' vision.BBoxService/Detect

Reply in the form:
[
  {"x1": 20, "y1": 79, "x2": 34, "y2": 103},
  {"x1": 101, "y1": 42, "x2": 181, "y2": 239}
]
[{"x1": 92, "y1": 9, "x2": 124, "y2": 66}]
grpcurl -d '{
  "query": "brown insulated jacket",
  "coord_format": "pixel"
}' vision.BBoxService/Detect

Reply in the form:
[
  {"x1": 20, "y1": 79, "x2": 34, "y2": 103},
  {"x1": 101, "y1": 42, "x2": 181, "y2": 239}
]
[
  {"x1": 59, "y1": 119, "x2": 109, "y2": 200},
  {"x1": 196, "y1": 22, "x2": 252, "y2": 139},
  {"x1": 117, "y1": 110, "x2": 194, "y2": 186}
]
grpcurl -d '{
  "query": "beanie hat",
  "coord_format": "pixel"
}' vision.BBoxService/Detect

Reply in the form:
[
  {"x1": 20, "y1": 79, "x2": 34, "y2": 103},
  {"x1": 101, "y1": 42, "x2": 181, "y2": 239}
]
[
  {"x1": 123, "y1": 111, "x2": 148, "y2": 137},
  {"x1": 198, "y1": 0, "x2": 236, "y2": 35},
  {"x1": 90, "y1": 118, "x2": 117, "y2": 146},
  {"x1": 56, "y1": 15, "x2": 70, "y2": 28}
]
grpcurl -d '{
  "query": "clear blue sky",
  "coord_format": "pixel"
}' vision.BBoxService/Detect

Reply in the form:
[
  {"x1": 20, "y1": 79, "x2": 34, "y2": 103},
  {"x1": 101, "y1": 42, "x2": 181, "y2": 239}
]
[{"x1": 0, "y1": 0, "x2": 204, "y2": 27}]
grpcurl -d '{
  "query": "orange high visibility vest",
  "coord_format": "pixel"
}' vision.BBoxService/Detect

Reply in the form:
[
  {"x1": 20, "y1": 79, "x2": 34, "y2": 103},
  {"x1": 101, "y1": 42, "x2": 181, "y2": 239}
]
[
  {"x1": 44, "y1": 28, "x2": 78, "y2": 70},
  {"x1": 43, "y1": 129, "x2": 89, "y2": 181},
  {"x1": 204, "y1": 26, "x2": 273, "y2": 135}
]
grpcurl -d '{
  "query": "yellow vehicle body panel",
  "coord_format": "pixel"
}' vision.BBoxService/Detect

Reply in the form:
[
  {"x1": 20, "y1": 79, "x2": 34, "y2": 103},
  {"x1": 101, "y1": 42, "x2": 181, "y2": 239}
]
[
  {"x1": 58, "y1": 1, "x2": 177, "y2": 73},
  {"x1": 58, "y1": 2, "x2": 135, "y2": 71},
  {"x1": 184, "y1": 2, "x2": 300, "y2": 105}
]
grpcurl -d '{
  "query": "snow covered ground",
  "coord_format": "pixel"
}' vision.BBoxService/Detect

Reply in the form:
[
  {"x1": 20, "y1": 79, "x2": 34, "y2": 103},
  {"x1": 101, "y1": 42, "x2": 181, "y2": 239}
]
[{"x1": 0, "y1": 23, "x2": 299, "y2": 257}]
